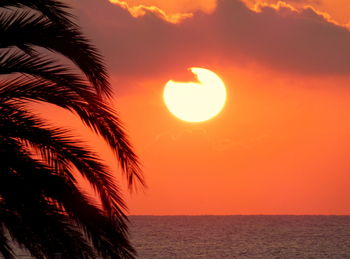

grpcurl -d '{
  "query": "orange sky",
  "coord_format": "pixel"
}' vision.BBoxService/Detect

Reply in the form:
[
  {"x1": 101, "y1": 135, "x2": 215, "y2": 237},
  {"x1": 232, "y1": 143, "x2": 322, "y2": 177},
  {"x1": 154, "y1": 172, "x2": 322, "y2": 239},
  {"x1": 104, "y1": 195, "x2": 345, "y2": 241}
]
[{"x1": 60, "y1": 0, "x2": 350, "y2": 214}]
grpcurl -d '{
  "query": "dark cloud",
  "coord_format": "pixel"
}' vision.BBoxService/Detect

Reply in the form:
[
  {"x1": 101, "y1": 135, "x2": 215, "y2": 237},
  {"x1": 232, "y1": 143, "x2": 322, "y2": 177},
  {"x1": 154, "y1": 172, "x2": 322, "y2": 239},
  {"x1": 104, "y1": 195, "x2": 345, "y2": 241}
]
[{"x1": 74, "y1": 0, "x2": 350, "y2": 79}]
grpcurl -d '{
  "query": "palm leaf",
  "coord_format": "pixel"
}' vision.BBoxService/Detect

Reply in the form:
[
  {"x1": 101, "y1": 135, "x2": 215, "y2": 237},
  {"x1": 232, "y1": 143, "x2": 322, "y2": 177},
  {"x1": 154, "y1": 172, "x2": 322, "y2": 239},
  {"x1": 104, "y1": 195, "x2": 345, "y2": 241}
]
[
  {"x1": 0, "y1": 224, "x2": 15, "y2": 259},
  {"x1": 0, "y1": 0, "x2": 75, "y2": 26},
  {"x1": 0, "y1": 102, "x2": 127, "y2": 216},
  {"x1": 0, "y1": 139, "x2": 135, "y2": 258},
  {"x1": 0, "y1": 10, "x2": 111, "y2": 96},
  {"x1": 0, "y1": 77, "x2": 145, "y2": 190},
  {"x1": 0, "y1": 50, "x2": 91, "y2": 91},
  {"x1": 0, "y1": 0, "x2": 144, "y2": 257}
]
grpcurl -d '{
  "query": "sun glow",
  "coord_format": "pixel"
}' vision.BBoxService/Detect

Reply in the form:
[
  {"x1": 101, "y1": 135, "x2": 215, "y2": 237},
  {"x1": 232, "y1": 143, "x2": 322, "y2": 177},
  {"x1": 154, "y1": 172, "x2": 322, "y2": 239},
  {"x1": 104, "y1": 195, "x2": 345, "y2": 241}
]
[{"x1": 163, "y1": 67, "x2": 227, "y2": 123}]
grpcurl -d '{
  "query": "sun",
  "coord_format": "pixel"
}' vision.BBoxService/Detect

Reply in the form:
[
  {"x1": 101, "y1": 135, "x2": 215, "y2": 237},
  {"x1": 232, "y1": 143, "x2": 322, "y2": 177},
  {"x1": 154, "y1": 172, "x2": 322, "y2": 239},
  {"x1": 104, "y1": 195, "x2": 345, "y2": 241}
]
[{"x1": 163, "y1": 67, "x2": 227, "y2": 123}]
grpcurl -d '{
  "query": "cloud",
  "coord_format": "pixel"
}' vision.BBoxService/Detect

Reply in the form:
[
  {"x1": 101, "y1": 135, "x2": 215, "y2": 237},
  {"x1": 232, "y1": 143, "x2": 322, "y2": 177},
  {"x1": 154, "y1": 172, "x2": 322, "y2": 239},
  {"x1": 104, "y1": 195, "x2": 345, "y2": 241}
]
[
  {"x1": 108, "y1": 0, "x2": 193, "y2": 23},
  {"x1": 75, "y1": 0, "x2": 350, "y2": 80},
  {"x1": 244, "y1": 0, "x2": 320, "y2": 6},
  {"x1": 242, "y1": 0, "x2": 350, "y2": 26},
  {"x1": 248, "y1": 1, "x2": 342, "y2": 27}
]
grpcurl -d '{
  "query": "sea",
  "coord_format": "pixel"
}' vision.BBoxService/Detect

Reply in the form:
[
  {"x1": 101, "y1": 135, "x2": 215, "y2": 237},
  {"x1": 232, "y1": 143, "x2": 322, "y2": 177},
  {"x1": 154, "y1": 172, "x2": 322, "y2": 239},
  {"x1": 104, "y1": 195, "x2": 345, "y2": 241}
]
[{"x1": 8, "y1": 216, "x2": 350, "y2": 258}]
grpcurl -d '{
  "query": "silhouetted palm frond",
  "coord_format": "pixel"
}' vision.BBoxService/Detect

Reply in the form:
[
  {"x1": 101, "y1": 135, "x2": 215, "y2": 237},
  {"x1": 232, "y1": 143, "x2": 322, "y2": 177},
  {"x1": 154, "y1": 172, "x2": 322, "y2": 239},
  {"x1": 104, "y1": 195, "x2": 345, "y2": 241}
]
[
  {"x1": 0, "y1": 75, "x2": 144, "y2": 189},
  {"x1": 0, "y1": 138, "x2": 135, "y2": 258},
  {"x1": 0, "y1": 224, "x2": 14, "y2": 259},
  {"x1": 0, "y1": 0, "x2": 74, "y2": 26},
  {"x1": 0, "y1": 102, "x2": 127, "y2": 215},
  {"x1": 0, "y1": 1, "x2": 143, "y2": 258},
  {"x1": 0, "y1": 10, "x2": 111, "y2": 96}
]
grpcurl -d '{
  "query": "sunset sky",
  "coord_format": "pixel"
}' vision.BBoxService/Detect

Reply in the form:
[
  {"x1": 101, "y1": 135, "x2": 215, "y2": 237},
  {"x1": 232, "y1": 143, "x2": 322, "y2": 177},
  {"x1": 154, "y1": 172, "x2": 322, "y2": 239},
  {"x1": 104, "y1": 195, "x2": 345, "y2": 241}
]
[{"x1": 57, "y1": 0, "x2": 350, "y2": 215}]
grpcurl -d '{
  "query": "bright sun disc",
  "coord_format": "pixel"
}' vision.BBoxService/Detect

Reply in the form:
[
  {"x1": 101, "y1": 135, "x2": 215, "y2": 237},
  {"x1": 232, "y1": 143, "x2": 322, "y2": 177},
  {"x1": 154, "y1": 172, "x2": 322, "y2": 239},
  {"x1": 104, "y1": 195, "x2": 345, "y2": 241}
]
[{"x1": 163, "y1": 67, "x2": 227, "y2": 123}]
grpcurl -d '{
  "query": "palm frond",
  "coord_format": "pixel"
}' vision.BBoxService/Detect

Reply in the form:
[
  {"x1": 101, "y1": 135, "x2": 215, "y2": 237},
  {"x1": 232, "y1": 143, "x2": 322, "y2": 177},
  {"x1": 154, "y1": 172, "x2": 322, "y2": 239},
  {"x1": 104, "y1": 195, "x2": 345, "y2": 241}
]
[
  {"x1": 0, "y1": 224, "x2": 15, "y2": 259},
  {"x1": 0, "y1": 102, "x2": 127, "y2": 216},
  {"x1": 0, "y1": 50, "x2": 92, "y2": 92},
  {"x1": 0, "y1": 0, "x2": 144, "y2": 257},
  {"x1": 0, "y1": 139, "x2": 135, "y2": 258},
  {"x1": 0, "y1": 0, "x2": 75, "y2": 26},
  {"x1": 0, "y1": 10, "x2": 111, "y2": 96},
  {"x1": 0, "y1": 140, "x2": 94, "y2": 258},
  {"x1": 0, "y1": 201, "x2": 96, "y2": 259},
  {"x1": 0, "y1": 77, "x2": 145, "y2": 190}
]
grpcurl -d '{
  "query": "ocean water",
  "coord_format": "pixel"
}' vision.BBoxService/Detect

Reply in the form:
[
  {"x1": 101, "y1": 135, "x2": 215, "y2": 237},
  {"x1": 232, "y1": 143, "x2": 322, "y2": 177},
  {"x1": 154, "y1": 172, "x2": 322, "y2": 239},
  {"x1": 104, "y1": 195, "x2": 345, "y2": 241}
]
[
  {"x1": 129, "y1": 216, "x2": 350, "y2": 258},
  {"x1": 6, "y1": 216, "x2": 350, "y2": 258}
]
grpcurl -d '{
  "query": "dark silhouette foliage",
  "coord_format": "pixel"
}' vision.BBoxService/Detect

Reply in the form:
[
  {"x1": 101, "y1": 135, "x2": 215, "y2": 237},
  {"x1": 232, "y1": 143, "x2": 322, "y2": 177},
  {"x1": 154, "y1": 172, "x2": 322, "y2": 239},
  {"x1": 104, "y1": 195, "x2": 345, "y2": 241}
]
[{"x1": 0, "y1": 1, "x2": 144, "y2": 258}]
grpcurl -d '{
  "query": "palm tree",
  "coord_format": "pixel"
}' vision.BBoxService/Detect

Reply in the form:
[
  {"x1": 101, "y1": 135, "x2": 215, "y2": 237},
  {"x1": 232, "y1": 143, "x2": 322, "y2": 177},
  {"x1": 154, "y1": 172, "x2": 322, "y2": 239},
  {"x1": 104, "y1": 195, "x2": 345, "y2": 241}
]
[{"x1": 0, "y1": 1, "x2": 144, "y2": 258}]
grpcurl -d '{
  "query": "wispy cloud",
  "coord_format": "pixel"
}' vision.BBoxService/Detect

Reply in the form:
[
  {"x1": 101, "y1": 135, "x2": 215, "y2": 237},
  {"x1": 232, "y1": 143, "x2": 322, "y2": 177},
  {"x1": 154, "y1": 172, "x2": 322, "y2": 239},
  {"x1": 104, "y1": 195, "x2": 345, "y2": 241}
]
[{"x1": 108, "y1": 0, "x2": 193, "y2": 23}]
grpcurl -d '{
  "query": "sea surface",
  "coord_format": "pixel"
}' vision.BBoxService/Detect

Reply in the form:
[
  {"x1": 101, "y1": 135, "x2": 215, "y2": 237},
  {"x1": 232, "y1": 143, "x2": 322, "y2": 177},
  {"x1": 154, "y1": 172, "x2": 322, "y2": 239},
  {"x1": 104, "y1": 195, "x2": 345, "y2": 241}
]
[
  {"x1": 129, "y1": 216, "x2": 350, "y2": 258},
  {"x1": 7, "y1": 216, "x2": 350, "y2": 258}
]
